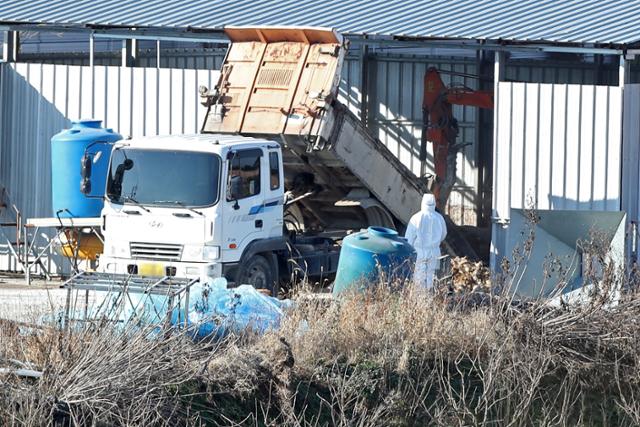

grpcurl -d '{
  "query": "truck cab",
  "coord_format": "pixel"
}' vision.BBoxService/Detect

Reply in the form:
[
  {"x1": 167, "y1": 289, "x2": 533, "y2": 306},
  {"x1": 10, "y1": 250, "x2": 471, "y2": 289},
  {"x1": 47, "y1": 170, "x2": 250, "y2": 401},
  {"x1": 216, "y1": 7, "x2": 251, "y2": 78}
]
[{"x1": 98, "y1": 133, "x2": 287, "y2": 290}]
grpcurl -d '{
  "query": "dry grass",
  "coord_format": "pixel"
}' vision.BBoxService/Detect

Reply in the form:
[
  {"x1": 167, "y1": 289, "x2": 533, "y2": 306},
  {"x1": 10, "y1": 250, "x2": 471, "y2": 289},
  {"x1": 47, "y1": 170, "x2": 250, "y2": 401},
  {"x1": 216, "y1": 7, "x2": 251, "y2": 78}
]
[{"x1": 2, "y1": 264, "x2": 640, "y2": 425}]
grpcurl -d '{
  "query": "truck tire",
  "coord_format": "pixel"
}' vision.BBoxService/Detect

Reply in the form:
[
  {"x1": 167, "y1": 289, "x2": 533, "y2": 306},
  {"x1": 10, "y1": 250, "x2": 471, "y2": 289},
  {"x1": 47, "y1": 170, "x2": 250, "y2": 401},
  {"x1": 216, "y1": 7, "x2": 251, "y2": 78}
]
[{"x1": 237, "y1": 254, "x2": 274, "y2": 293}]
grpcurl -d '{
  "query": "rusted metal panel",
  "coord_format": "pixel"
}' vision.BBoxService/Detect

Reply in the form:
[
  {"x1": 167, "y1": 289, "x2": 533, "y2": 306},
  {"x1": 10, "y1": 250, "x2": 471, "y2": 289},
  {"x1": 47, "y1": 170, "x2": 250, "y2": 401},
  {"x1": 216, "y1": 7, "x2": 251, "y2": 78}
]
[{"x1": 202, "y1": 27, "x2": 344, "y2": 136}]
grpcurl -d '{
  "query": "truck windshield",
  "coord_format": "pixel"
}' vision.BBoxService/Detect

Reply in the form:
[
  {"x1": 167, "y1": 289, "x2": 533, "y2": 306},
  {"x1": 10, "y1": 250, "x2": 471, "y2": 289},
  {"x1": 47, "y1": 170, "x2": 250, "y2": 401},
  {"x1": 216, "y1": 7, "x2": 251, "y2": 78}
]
[{"x1": 106, "y1": 148, "x2": 221, "y2": 208}]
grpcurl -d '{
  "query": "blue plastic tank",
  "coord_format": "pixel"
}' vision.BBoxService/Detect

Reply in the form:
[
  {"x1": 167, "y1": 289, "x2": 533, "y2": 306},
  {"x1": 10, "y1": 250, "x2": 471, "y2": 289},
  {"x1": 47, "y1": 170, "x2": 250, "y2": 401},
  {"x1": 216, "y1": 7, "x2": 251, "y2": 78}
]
[
  {"x1": 332, "y1": 226, "x2": 416, "y2": 295},
  {"x1": 51, "y1": 119, "x2": 122, "y2": 218}
]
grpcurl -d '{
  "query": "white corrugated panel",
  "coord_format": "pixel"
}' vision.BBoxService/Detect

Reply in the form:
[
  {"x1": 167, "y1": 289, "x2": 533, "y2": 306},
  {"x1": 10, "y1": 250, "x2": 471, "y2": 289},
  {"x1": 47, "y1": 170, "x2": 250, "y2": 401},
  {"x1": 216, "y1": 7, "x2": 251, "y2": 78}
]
[
  {"x1": 0, "y1": 62, "x2": 218, "y2": 274},
  {"x1": 622, "y1": 84, "x2": 640, "y2": 258},
  {"x1": 491, "y1": 81, "x2": 623, "y2": 267}
]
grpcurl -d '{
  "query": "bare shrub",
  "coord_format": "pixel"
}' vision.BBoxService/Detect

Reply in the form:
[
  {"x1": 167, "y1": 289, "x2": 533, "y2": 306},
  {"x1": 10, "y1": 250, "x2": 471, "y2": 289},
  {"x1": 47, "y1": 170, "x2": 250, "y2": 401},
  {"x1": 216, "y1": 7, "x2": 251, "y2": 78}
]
[
  {"x1": 3, "y1": 226, "x2": 640, "y2": 425},
  {"x1": 0, "y1": 320, "x2": 219, "y2": 426}
]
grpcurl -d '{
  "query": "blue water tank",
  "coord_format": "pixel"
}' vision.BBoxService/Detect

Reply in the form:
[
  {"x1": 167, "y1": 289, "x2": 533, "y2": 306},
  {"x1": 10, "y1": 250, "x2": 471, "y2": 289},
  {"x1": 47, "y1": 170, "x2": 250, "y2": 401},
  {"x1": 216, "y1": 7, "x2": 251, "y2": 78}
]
[
  {"x1": 332, "y1": 226, "x2": 416, "y2": 295},
  {"x1": 51, "y1": 119, "x2": 122, "y2": 218}
]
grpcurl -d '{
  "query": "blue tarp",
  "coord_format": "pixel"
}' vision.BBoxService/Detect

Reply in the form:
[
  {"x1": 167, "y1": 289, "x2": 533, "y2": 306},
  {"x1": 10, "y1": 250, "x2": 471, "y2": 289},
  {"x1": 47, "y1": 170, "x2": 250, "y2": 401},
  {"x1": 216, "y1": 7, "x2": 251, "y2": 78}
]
[{"x1": 62, "y1": 278, "x2": 292, "y2": 338}]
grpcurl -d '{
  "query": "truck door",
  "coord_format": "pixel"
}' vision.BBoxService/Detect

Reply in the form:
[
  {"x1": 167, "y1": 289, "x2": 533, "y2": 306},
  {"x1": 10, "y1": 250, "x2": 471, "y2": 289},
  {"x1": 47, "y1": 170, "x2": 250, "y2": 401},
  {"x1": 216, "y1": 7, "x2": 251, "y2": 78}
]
[
  {"x1": 222, "y1": 148, "x2": 270, "y2": 262},
  {"x1": 264, "y1": 148, "x2": 285, "y2": 238}
]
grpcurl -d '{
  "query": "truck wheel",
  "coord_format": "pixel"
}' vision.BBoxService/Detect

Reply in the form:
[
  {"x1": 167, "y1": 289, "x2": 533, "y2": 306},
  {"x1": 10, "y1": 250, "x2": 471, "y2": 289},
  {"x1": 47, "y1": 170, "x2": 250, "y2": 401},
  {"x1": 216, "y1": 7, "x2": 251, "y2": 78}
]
[{"x1": 237, "y1": 254, "x2": 274, "y2": 293}]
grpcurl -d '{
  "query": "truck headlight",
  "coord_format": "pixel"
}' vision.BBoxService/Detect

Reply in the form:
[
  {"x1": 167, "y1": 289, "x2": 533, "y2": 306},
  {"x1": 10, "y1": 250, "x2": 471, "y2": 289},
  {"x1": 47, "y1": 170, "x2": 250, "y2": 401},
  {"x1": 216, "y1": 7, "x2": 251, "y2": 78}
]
[
  {"x1": 106, "y1": 244, "x2": 128, "y2": 257},
  {"x1": 203, "y1": 246, "x2": 220, "y2": 261},
  {"x1": 183, "y1": 245, "x2": 203, "y2": 262}
]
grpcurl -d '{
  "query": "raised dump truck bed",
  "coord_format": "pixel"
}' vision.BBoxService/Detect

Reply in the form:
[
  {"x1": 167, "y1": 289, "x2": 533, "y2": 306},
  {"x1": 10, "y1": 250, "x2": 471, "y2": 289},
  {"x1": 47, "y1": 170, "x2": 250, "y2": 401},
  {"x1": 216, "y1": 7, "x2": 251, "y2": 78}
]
[
  {"x1": 279, "y1": 101, "x2": 478, "y2": 258},
  {"x1": 201, "y1": 26, "x2": 477, "y2": 259}
]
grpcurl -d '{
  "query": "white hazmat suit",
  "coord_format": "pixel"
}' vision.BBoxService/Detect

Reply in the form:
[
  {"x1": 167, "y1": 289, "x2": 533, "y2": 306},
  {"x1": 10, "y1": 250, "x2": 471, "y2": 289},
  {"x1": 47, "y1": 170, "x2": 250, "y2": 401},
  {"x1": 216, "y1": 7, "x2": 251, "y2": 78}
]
[{"x1": 404, "y1": 194, "x2": 447, "y2": 289}]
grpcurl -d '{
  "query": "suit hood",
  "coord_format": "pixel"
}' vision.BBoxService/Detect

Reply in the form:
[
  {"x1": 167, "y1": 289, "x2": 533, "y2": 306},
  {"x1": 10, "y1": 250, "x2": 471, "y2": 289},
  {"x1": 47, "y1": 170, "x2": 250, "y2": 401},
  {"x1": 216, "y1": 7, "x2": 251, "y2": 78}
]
[{"x1": 421, "y1": 194, "x2": 436, "y2": 213}]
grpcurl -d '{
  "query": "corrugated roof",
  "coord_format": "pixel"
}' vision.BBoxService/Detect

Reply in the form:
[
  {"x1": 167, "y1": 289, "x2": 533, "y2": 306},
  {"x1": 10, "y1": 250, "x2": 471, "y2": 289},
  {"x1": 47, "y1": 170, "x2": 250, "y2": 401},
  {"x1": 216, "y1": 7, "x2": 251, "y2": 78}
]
[{"x1": 2, "y1": 0, "x2": 640, "y2": 45}]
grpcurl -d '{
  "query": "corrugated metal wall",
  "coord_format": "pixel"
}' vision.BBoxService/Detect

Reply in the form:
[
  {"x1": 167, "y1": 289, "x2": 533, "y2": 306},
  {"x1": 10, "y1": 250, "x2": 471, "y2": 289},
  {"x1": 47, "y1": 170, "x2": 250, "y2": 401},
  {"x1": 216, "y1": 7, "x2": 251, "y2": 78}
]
[
  {"x1": 13, "y1": 51, "x2": 486, "y2": 225},
  {"x1": 491, "y1": 81, "x2": 624, "y2": 266},
  {"x1": 19, "y1": 49, "x2": 228, "y2": 70},
  {"x1": 28, "y1": 47, "x2": 486, "y2": 224},
  {"x1": 358, "y1": 55, "x2": 482, "y2": 225},
  {"x1": 505, "y1": 61, "x2": 618, "y2": 85},
  {"x1": 0, "y1": 52, "x2": 483, "y2": 275},
  {"x1": 622, "y1": 84, "x2": 640, "y2": 259},
  {"x1": 0, "y1": 62, "x2": 218, "y2": 273}
]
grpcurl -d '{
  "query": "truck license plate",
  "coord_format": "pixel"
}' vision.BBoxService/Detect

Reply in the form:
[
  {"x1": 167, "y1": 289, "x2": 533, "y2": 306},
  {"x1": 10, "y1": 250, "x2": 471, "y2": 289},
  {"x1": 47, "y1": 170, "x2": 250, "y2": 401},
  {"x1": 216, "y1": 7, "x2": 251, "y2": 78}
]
[{"x1": 138, "y1": 262, "x2": 164, "y2": 277}]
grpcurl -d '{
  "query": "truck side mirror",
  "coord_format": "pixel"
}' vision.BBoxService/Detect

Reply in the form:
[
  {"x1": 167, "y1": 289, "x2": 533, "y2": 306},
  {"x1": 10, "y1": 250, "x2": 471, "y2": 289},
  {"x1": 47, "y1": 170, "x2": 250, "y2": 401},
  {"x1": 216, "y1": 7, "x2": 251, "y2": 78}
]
[{"x1": 80, "y1": 153, "x2": 92, "y2": 195}]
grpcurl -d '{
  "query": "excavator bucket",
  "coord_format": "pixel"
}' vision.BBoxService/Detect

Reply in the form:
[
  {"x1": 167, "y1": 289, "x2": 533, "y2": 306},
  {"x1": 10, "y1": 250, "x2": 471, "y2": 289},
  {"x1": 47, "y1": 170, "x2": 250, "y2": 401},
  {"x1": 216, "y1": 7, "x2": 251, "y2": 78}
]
[{"x1": 201, "y1": 27, "x2": 345, "y2": 136}]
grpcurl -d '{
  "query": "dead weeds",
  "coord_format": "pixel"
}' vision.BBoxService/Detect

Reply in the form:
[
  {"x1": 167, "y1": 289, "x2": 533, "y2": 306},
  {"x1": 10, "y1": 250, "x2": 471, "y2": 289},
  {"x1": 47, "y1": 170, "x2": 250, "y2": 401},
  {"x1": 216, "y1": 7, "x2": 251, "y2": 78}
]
[{"x1": 1, "y1": 275, "x2": 640, "y2": 425}]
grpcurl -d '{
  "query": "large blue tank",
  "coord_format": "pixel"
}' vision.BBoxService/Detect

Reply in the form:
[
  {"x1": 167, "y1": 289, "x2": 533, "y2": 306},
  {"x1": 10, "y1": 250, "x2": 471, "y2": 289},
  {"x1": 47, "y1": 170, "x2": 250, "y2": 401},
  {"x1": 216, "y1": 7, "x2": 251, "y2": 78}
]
[
  {"x1": 332, "y1": 226, "x2": 416, "y2": 295},
  {"x1": 51, "y1": 120, "x2": 121, "y2": 218}
]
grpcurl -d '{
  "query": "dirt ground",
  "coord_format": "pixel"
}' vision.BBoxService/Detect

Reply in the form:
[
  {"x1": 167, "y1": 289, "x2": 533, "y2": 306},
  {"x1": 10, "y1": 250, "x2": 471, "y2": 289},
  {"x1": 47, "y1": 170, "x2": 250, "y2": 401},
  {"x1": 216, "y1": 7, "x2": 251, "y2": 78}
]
[{"x1": 0, "y1": 274, "x2": 70, "y2": 323}]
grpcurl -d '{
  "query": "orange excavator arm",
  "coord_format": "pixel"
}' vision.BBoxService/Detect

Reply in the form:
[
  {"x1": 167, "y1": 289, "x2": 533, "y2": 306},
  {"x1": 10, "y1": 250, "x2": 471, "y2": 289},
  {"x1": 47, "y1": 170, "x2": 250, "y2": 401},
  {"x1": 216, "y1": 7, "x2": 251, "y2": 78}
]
[{"x1": 421, "y1": 67, "x2": 493, "y2": 210}]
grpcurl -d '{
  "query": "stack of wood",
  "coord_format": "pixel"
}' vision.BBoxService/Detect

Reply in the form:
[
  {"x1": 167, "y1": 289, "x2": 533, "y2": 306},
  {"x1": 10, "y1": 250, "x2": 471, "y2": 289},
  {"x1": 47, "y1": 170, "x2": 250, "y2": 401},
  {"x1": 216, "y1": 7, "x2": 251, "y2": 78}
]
[{"x1": 450, "y1": 257, "x2": 491, "y2": 293}]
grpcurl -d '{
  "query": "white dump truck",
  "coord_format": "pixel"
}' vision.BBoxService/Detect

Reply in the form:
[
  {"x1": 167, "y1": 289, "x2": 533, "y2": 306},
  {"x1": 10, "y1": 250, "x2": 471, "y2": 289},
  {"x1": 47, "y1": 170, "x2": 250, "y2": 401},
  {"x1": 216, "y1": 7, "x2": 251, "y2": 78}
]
[{"x1": 81, "y1": 27, "x2": 475, "y2": 292}]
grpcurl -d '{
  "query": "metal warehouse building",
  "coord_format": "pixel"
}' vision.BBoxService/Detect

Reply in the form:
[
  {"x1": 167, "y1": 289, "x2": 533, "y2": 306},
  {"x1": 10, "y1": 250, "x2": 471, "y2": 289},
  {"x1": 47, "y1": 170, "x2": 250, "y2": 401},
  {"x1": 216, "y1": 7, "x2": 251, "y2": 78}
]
[{"x1": 2, "y1": 0, "x2": 640, "y2": 292}]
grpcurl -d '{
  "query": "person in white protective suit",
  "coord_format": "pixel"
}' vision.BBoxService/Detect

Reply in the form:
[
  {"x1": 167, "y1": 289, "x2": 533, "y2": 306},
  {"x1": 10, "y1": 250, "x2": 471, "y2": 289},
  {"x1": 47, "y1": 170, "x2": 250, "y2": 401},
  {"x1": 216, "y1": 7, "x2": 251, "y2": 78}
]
[{"x1": 404, "y1": 194, "x2": 447, "y2": 289}]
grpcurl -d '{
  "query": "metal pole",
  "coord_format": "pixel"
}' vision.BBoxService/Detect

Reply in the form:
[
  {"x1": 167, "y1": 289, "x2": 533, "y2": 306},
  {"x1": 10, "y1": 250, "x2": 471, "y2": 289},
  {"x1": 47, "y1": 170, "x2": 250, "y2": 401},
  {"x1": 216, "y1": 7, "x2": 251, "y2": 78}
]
[
  {"x1": 618, "y1": 54, "x2": 635, "y2": 266},
  {"x1": 489, "y1": 51, "x2": 505, "y2": 273},
  {"x1": 121, "y1": 39, "x2": 127, "y2": 67},
  {"x1": 631, "y1": 221, "x2": 638, "y2": 264},
  {"x1": 23, "y1": 225, "x2": 30, "y2": 285},
  {"x1": 475, "y1": 49, "x2": 483, "y2": 227},
  {"x1": 156, "y1": 40, "x2": 161, "y2": 68},
  {"x1": 131, "y1": 39, "x2": 138, "y2": 66},
  {"x1": 90, "y1": 33, "x2": 95, "y2": 117},
  {"x1": 121, "y1": 39, "x2": 138, "y2": 67},
  {"x1": 89, "y1": 33, "x2": 95, "y2": 68},
  {"x1": 64, "y1": 286, "x2": 72, "y2": 333},
  {"x1": 184, "y1": 287, "x2": 189, "y2": 329},
  {"x1": 2, "y1": 31, "x2": 18, "y2": 62},
  {"x1": 359, "y1": 43, "x2": 369, "y2": 126}
]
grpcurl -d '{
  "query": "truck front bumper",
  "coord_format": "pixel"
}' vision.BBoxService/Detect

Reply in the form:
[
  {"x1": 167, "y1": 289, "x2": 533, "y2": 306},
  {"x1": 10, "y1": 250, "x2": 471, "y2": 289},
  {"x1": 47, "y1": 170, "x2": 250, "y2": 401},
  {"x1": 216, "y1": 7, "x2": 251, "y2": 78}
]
[{"x1": 97, "y1": 256, "x2": 222, "y2": 282}]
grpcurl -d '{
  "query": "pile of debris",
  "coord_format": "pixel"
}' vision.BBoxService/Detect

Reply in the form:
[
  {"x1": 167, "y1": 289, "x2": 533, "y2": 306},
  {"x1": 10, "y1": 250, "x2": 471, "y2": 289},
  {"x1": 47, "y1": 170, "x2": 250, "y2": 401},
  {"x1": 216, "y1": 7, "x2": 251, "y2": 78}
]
[{"x1": 450, "y1": 257, "x2": 491, "y2": 293}]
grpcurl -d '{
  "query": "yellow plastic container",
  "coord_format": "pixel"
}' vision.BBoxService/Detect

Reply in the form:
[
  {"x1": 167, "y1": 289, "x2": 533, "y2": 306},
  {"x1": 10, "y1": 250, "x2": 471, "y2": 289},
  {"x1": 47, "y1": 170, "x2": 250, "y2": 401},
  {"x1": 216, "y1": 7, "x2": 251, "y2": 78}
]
[{"x1": 55, "y1": 231, "x2": 103, "y2": 261}]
